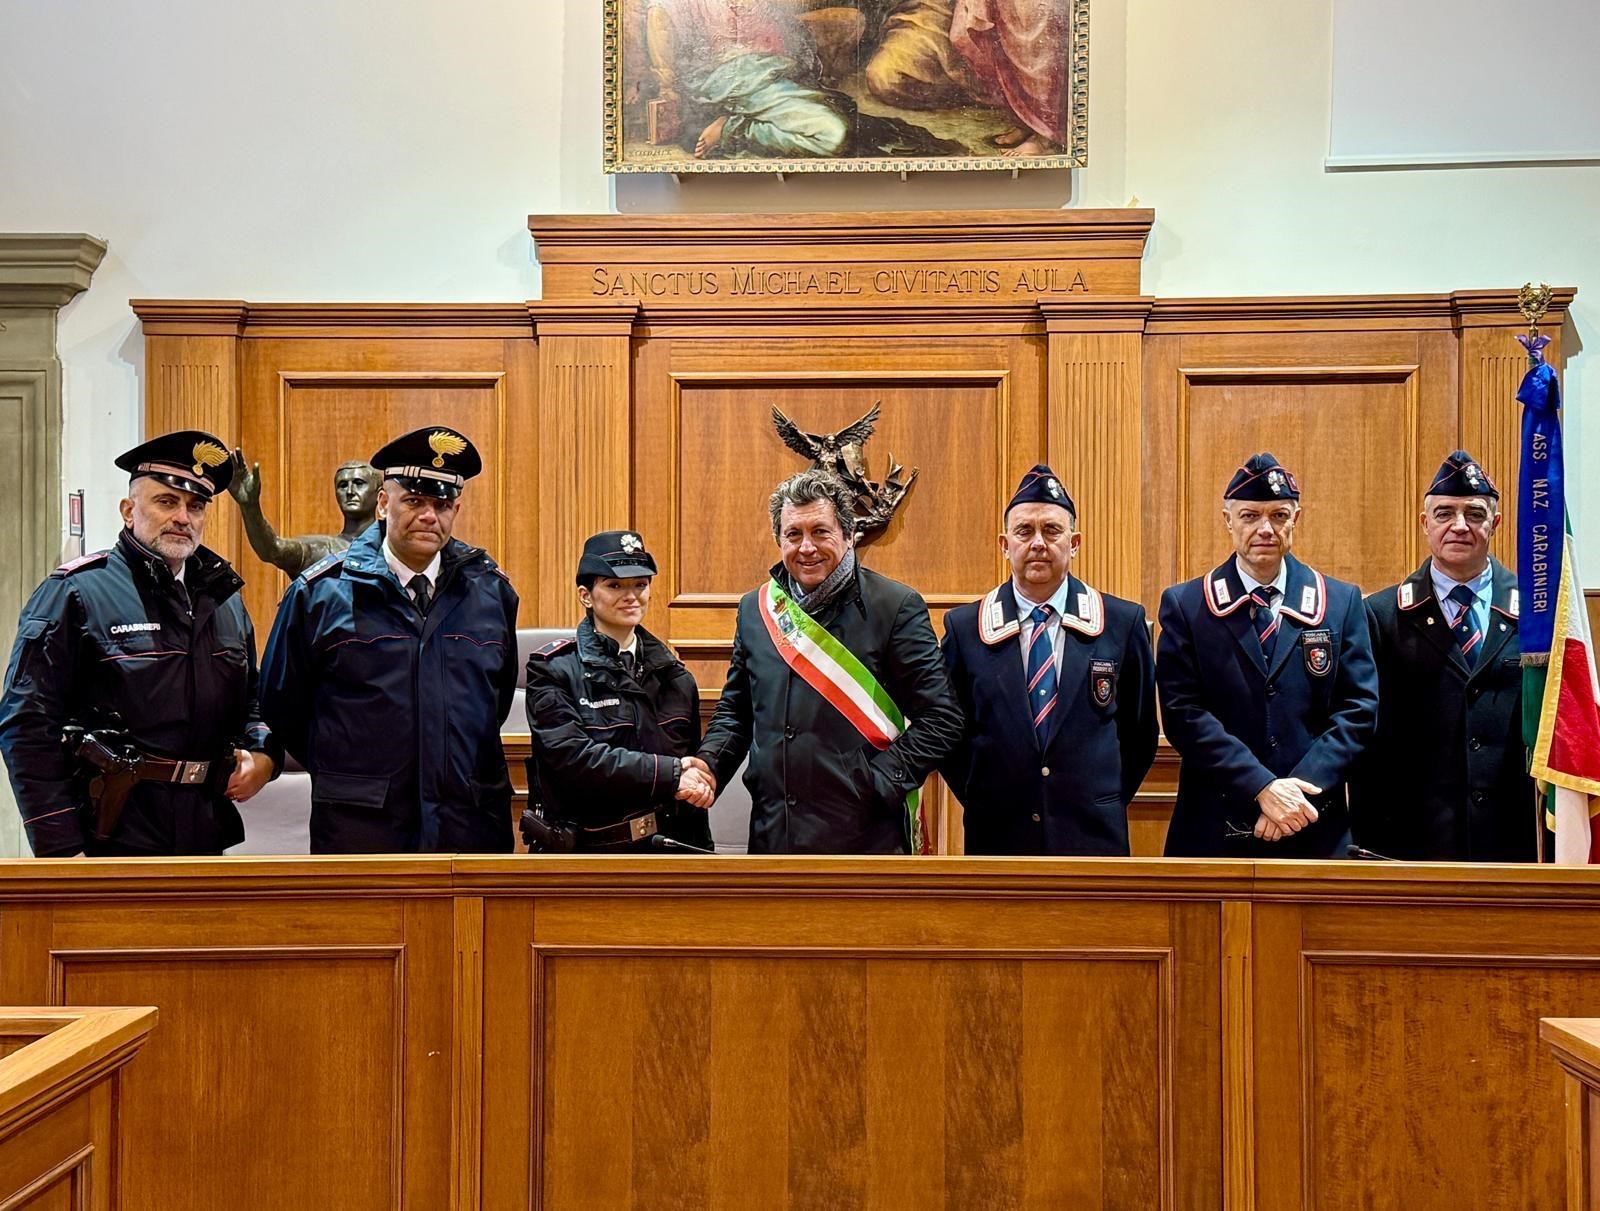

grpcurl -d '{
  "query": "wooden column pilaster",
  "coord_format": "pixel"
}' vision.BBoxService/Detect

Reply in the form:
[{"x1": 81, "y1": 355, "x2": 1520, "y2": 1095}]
[
  {"x1": 527, "y1": 303, "x2": 639, "y2": 625},
  {"x1": 1041, "y1": 297, "x2": 1154, "y2": 603}
]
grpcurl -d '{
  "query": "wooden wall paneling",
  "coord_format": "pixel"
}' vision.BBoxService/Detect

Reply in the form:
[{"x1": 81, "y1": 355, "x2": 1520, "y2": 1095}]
[
  {"x1": 138, "y1": 304, "x2": 542, "y2": 629},
  {"x1": 138, "y1": 304, "x2": 246, "y2": 566},
  {"x1": 477, "y1": 896, "x2": 536, "y2": 1211},
  {"x1": 637, "y1": 331, "x2": 1045, "y2": 666},
  {"x1": 530, "y1": 305, "x2": 638, "y2": 626},
  {"x1": 1142, "y1": 324, "x2": 1462, "y2": 600},
  {"x1": 1042, "y1": 298, "x2": 1154, "y2": 603},
  {"x1": 0, "y1": 867, "x2": 456, "y2": 1211},
  {"x1": 234, "y1": 338, "x2": 529, "y2": 631},
  {"x1": 1221, "y1": 901, "x2": 1253, "y2": 1211},
  {"x1": 475, "y1": 870, "x2": 1222, "y2": 1210},
  {"x1": 1250, "y1": 890, "x2": 1600, "y2": 1211}
]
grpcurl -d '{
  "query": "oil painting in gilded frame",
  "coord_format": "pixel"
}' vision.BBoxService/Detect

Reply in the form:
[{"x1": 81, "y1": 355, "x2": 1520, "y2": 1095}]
[{"x1": 603, "y1": 0, "x2": 1089, "y2": 173}]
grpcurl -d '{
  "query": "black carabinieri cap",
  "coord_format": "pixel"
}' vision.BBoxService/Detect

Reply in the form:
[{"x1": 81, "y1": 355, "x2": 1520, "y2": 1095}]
[
  {"x1": 1006, "y1": 463, "x2": 1076, "y2": 519},
  {"x1": 1426, "y1": 450, "x2": 1499, "y2": 499},
  {"x1": 115, "y1": 429, "x2": 234, "y2": 500},
  {"x1": 576, "y1": 530, "x2": 658, "y2": 583},
  {"x1": 371, "y1": 425, "x2": 482, "y2": 500},
  {"x1": 1225, "y1": 452, "x2": 1300, "y2": 502}
]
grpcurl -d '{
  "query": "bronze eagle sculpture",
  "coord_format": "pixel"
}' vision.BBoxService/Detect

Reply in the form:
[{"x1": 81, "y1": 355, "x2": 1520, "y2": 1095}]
[{"x1": 770, "y1": 402, "x2": 919, "y2": 544}]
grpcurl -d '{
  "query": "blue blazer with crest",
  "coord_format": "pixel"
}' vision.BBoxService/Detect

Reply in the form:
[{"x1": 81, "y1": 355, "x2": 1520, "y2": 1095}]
[
  {"x1": 1156, "y1": 553, "x2": 1378, "y2": 858},
  {"x1": 941, "y1": 577, "x2": 1157, "y2": 855}
]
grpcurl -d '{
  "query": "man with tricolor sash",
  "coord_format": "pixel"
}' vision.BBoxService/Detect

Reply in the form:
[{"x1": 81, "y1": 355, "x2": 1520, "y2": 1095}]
[
  {"x1": 1351, "y1": 452, "x2": 1533, "y2": 861},
  {"x1": 1156, "y1": 453, "x2": 1377, "y2": 858},
  {"x1": 695, "y1": 470, "x2": 962, "y2": 853},
  {"x1": 940, "y1": 464, "x2": 1157, "y2": 854}
]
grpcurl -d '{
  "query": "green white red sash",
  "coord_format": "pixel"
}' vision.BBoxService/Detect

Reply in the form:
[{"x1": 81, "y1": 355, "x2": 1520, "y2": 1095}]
[{"x1": 758, "y1": 577, "x2": 928, "y2": 853}]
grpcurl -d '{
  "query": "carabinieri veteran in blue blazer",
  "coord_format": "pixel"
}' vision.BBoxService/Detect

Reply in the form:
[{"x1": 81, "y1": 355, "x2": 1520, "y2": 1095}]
[
  {"x1": 1349, "y1": 452, "x2": 1533, "y2": 861},
  {"x1": 1156, "y1": 453, "x2": 1378, "y2": 858},
  {"x1": 941, "y1": 465, "x2": 1157, "y2": 855}
]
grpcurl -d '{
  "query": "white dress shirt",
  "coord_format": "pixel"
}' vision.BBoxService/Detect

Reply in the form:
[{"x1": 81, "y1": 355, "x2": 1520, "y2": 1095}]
[
  {"x1": 1234, "y1": 556, "x2": 1288, "y2": 620},
  {"x1": 1013, "y1": 576, "x2": 1074, "y2": 676},
  {"x1": 383, "y1": 538, "x2": 440, "y2": 594}
]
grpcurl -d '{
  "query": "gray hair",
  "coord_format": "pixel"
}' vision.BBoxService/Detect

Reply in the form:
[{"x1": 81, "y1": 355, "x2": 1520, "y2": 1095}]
[{"x1": 768, "y1": 469, "x2": 857, "y2": 541}]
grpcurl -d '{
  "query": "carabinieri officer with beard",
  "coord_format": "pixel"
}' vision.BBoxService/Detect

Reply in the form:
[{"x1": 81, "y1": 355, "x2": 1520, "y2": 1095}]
[{"x1": 0, "y1": 430, "x2": 279, "y2": 856}]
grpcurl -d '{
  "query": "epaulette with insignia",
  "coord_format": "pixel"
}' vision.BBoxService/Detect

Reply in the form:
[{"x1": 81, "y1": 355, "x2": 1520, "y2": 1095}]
[
  {"x1": 529, "y1": 637, "x2": 575, "y2": 660},
  {"x1": 51, "y1": 550, "x2": 111, "y2": 578},
  {"x1": 300, "y1": 552, "x2": 347, "y2": 583}
]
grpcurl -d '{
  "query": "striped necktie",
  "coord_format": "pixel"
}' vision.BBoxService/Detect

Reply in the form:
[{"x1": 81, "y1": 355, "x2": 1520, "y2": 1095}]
[
  {"x1": 1025, "y1": 605, "x2": 1058, "y2": 743},
  {"x1": 1448, "y1": 583, "x2": 1481, "y2": 667},
  {"x1": 1250, "y1": 585, "x2": 1280, "y2": 659}
]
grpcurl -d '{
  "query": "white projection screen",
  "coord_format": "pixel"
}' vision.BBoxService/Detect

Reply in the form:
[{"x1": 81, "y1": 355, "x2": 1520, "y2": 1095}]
[{"x1": 1329, "y1": 0, "x2": 1600, "y2": 168}]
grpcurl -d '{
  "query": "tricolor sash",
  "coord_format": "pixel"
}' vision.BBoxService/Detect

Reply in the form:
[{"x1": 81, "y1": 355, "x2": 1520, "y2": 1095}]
[{"x1": 759, "y1": 577, "x2": 927, "y2": 853}]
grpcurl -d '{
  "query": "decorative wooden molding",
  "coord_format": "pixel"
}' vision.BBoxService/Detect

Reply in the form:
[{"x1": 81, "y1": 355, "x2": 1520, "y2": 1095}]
[
  {"x1": 530, "y1": 209, "x2": 1154, "y2": 305},
  {"x1": 129, "y1": 299, "x2": 248, "y2": 336},
  {"x1": 0, "y1": 1005, "x2": 155, "y2": 1138},
  {"x1": 132, "y1": 299, "x2": 530, "y2": 337},
  {"x1": 0, "y1": 234, "x2": 107, "y2": 308},
  {"x1": 526, "y1": 300, "x2": 640, "y2": 337},
  {"x1": 529, "y1": 209, "x2": 1157, "y2": 248},
  {"x1": 1146, "y1": 288, "x2": 1576, "y2": 333}
]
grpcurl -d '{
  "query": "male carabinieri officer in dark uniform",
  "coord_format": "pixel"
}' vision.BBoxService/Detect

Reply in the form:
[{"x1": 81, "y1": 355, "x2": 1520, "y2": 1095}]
[
  {"x1": 259, "y1": 425, "x2": 520, "y2": 853},
  {"x1": 0, "y1": 430, "x2": 279, "y2": 856},
  {"x1": 1157, "y1": 453, "x2": 1377, "y2": 857},
  {"x1": 940, "y1": 464, "x2": 1157, "y2": 854},
  {"x1": 1351, "y1": 452, "x2": 1533, "y2": 860},
  {"x1": 693, "y1": 469, "x2": 963, "y2": 853}
]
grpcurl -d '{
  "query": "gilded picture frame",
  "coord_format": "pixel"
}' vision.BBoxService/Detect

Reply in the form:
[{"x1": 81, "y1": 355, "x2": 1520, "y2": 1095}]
[{"x1": 602, "y1": 0, "x2": 1089, "y2": 174}]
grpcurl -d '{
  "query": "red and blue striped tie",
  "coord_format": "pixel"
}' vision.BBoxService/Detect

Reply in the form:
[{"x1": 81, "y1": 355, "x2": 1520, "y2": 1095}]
[
  {"x1": 1026, "y1": 605, "x2": 1058, "y2": 743},
  {"x1": 1448, "y1": 584, "x2": 1481, "y2": 668},
  {"x1": 1250, "y1": 586, "x2": 1280, "y2": 659}
]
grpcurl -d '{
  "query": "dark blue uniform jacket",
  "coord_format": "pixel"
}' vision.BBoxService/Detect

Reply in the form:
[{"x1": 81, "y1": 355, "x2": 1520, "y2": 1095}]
[
  {"x1": 941, "y1": 577, "x2": 1158, "y2": 855},
  {"x1": 1156, "y1": 553, "x2": 1378, "y2": 858},
  {"x1": 259, "y1": 523, "x2": 519, "y2": 853},
  {"x1": 1350, "y1": 558, "x2": 1533, "y2": 861},
  {"x1": 0, "y1": 529, "x2": 277, "y2": 856},
  {"x1": 525, "y1": 618, "x2": 713, "y2": 850}
]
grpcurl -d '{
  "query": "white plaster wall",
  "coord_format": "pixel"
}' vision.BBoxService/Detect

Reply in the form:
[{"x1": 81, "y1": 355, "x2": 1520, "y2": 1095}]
[
  {"x1": 2, "y1": 0, "x2": 1593, "y2": 553},
  {"x1": 0, "y1": 0, "x2": 1596, "y2": 857}
]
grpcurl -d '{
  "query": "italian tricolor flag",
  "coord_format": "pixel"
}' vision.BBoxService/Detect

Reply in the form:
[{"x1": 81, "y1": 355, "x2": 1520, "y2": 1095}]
[{"x1": 1532, "y1": 520, "x2": 1600, "y2": 864}]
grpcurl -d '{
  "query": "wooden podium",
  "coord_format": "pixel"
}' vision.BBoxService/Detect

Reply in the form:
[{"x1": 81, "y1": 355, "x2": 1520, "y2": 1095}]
[
  {"x1": 1542, "y1": 1018, "x2": 1600, "y2": 1210},
  {"x1": 0, "y1": 1007, "x2": 156, "y2": 1209},
  {"x1": 3, "y1": 857, "x2": 1600, "y2": 1209}
]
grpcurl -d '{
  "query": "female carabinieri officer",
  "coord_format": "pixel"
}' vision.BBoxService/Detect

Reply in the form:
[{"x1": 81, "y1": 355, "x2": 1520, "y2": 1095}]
[{"x1": 523, "y1": 531, "x2": 714, "y2": 851}]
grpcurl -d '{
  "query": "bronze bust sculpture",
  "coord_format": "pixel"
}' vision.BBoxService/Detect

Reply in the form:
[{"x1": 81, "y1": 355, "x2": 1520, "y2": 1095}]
[{"x1": 227, "y1": 452, "x2": 379, "y2": 578}]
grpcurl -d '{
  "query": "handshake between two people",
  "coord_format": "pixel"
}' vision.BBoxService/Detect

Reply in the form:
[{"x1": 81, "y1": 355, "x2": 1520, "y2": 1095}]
[{"x1": 675, "y1": 756, "x2": 717, "y2": 810}]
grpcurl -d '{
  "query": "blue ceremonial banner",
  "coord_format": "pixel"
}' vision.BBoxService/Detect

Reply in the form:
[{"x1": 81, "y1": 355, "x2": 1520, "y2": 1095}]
[{"x1": 1517, "y1": 350, "x2": 1565, "y2": 660}]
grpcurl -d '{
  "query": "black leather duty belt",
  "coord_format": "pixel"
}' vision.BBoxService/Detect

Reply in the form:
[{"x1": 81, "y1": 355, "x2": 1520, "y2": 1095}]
[{"x1": 576, "y1": 812, "x2": 660, "y2": 850}]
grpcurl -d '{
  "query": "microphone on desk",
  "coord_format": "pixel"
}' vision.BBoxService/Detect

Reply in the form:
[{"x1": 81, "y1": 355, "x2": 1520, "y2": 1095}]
[
  {"x1": 650, "y1": 834, "x2": 713, "y2": 854},
  {"x1": 1346, "y1": 843, "x2": 1399, "y2": 862}
]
